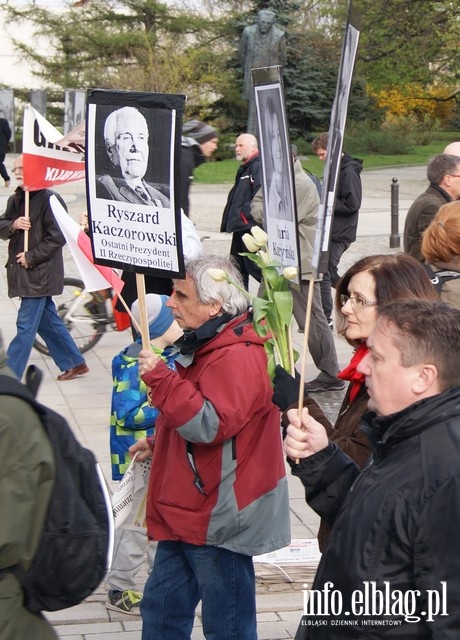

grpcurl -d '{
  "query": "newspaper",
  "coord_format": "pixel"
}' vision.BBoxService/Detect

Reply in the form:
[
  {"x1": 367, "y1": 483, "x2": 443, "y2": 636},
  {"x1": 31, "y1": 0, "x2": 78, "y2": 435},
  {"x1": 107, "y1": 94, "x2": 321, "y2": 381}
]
[
  {"x1": 253, "y1": 538, "x2": 322, "y2": 583},
  {"x1": 111, "y1": 453, "x2": 151, "y2": 532},
  {"x1": 254, "y1": 538, "x2": 321, "y2": 565}
]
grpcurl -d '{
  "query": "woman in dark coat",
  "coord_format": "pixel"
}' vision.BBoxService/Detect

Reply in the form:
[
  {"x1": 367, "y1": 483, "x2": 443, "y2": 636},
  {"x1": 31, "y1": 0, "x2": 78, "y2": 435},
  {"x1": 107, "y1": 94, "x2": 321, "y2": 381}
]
[{"x1": 273, "y1": 253, "x2": 438, "y2": 549}]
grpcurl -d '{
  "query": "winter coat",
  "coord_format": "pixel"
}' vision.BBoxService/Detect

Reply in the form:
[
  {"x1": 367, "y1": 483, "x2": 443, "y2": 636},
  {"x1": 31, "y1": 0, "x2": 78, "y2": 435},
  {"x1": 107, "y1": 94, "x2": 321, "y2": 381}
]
[
  {"x1": 293, "y1": 387, "x2": 460, "y2": 638},
  {"x1": 285, "y1": 382, "x2": 371, "y2": 551},
  {"x1": 180, "y1": 138, "x2": 206, "y2": 216},
  {"x1": 0, "y1": 188, "x2": 67, "y2": 298},
  {"x1": 142, "y1": 312, "x2": 291, "y2": 556},
  {"x1": 110, "y1": 343, "x2": 177, "y2": 480},
  {"x1": 0, "y1": 349, "x2": 56, "y2": 639},
  {"x1": 220, "y1": 153, "x2": 261, "y2": 233},
  {"x1": 404, "y1": 185, "x2": 452, "y2": 261},
  {"x1": 331, "y1": 153, "x2": 363, "y2": 244}
]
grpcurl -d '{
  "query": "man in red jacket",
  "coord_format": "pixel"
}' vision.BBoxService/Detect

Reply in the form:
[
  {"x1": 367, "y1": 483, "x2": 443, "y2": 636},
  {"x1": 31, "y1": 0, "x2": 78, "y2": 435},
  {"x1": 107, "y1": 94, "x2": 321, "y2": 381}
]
[{"x1": 130, "y1": 254, "x2": 290, "y2": 640}]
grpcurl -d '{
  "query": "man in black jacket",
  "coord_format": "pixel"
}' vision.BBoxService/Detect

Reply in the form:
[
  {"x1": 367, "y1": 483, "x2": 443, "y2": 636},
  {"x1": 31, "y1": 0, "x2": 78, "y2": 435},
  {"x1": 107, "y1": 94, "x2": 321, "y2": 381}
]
[
  {"x1": 285, "y1": 299, "x2": 460, "y2": 638},
  {"x1": 312, "y1": 133, "x2": 363, "y2": 326},
  {"x1": 221, "y1": 133, "x2": 262, "y2": 288},
  {"x1": 0, "y1": 156, "x2": 88, "y2": 381}
]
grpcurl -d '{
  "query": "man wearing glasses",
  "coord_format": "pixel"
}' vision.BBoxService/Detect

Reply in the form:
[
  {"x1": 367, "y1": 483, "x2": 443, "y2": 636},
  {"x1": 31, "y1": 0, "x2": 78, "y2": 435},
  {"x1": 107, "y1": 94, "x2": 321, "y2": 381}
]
[{"x1": 404, "y1": 153, "x2": 460, "y2": 261}]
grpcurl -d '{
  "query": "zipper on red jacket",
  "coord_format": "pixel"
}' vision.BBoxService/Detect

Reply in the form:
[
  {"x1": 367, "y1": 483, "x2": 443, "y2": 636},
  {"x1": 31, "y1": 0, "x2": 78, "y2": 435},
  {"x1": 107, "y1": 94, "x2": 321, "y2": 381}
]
[{"x1": 186, "y1": 442, "x2": 207, "y2": 495}]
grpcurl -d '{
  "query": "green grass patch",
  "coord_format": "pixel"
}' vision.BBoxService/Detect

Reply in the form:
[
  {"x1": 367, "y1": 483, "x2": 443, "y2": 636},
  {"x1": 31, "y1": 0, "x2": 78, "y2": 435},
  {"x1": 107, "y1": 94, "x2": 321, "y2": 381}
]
[{"x1": 194, "y1": 134, "x2": 458, "y2": 183}]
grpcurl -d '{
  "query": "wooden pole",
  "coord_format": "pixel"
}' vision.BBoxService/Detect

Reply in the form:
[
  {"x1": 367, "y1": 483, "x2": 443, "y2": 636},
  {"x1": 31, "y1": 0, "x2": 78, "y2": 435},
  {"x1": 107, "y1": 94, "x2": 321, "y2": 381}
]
[
  {"x1": 135, "y1": 273, "x2": 150, "y2": 350},
  {"x1": 24, "y1": 190, "x2": 30, "y2": 252},
  {"x1": 295, "y1": 276, "x2": 315, "y2": 463}
]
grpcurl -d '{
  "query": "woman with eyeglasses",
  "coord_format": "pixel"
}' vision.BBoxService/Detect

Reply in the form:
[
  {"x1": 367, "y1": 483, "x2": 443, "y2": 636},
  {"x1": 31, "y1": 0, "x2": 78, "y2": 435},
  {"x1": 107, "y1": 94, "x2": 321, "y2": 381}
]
[{"x1": 273, "y1": 252, "x2": 438, "y2": 549}]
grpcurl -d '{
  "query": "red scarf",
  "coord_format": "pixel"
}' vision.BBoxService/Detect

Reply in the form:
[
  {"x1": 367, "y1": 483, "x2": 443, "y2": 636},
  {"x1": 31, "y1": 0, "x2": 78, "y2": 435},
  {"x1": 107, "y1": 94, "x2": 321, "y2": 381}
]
[{"x1": 337, "y1": 342, "x2": 369, "y2": 402}]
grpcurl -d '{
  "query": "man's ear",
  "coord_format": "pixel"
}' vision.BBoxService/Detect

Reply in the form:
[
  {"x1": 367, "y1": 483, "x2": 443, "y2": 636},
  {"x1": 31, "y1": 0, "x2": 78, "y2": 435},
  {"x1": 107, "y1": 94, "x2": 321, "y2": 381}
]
[
  {"x1": 106, "y1": 141, "x2": 118, "y2": 166},
  {"x1": 414, "y1": 364, "x2": 439, "y2": 395},
  {"x1": 209, "y1": 301, "x2": 223, "y2": 318}
]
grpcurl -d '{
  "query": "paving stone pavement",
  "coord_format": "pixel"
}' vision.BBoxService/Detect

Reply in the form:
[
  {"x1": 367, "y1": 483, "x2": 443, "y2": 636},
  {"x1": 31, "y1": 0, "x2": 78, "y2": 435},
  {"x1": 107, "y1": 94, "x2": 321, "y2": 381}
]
[{"x1": 0, "y1": 156, "x2": 429, "y2": 639}]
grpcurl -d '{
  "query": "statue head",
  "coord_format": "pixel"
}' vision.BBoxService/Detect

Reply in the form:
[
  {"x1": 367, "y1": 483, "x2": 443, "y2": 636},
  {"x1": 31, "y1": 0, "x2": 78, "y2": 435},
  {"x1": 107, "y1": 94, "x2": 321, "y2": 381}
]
[{"x1": 257, "y1": 9, "x2": 276, "y2": 34}]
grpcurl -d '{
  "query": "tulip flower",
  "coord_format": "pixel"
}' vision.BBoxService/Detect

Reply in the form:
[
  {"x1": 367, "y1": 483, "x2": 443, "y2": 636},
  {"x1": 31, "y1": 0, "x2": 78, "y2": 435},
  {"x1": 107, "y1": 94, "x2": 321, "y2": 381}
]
[
  {"x1": 207, "y1": 268, "x2": 228, "y2": 282},
  {"x1": 242, "y1": 233, "x2": 260, "y2": 253},
  {"x1": 282, "y1": 267, "x2": 298, "y2": 281},
  {"x1": 231, "y1": 227, "x2": 298, "y2": 379},
  {"x1": 251, "y1": 226, "x2": 269, "y2": 246}
]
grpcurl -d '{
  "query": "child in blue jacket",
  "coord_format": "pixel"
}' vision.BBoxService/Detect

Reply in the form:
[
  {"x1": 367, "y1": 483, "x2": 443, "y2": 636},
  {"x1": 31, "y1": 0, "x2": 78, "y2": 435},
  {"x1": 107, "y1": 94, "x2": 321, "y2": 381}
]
[{"x1": 106, "y1": 294, "x2": 182, "y2": 615}]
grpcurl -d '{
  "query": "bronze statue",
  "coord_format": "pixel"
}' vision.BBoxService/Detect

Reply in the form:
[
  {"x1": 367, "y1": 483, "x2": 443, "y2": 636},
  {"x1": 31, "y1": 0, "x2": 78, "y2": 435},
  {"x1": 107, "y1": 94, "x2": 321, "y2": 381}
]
[{"x1": 239, "y1": 9, "x2": 287, "y2": 134}]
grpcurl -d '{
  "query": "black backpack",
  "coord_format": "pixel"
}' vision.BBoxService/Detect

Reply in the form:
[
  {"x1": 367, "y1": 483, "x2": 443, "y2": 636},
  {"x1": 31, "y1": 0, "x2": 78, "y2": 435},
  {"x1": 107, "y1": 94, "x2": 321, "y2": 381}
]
[
  {"x1": 423, "y1": 263, "x2": 460, "y2": 294},
  {"x1": 0, "y1": 367, "x2": 112, "y2": 613}
]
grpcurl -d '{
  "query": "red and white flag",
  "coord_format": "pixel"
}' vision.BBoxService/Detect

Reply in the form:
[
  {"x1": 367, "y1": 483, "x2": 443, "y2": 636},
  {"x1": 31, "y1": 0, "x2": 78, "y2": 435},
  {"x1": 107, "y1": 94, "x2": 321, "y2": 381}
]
[
  {"x1": 22, "y1": 105, "x2": 85, "y2": 191},
  {"x1": 50, "y1": 196, "x2": 124, "y2": 294}
]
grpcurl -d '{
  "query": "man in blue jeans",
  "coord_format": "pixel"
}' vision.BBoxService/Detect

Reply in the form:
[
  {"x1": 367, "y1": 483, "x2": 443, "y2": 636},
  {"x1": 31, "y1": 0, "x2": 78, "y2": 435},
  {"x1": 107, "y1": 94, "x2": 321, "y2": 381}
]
[
  {"x1": 0, "y1": 155, "x2": 88, "y2": 380},
  {"x1": 130, "y1": 254, "x2": 290, "y2": 639}
]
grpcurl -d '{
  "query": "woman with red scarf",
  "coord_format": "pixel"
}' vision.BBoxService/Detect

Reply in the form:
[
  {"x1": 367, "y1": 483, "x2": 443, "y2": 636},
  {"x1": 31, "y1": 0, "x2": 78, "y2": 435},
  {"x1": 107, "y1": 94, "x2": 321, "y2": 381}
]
[{"x1": 273, "y1": 253, "x2": 438, "y2": 549}]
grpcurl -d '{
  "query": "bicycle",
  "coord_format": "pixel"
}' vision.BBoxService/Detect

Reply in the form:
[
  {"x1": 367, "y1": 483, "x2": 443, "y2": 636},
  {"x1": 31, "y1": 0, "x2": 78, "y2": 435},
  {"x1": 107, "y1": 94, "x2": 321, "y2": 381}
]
[{"x1": 33, "y1": 277, "x2": 118, "y2": 355}]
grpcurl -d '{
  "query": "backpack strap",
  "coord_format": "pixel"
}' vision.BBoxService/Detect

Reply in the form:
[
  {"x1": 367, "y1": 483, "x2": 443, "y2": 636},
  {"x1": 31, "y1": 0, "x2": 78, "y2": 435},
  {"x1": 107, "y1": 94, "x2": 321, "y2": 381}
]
[
  {"x1": 0, "y1": 374, "x2": 35, "y2": 403},
  {"x1": 423, "y1": 263, "x2": 460, "y2": 294}
]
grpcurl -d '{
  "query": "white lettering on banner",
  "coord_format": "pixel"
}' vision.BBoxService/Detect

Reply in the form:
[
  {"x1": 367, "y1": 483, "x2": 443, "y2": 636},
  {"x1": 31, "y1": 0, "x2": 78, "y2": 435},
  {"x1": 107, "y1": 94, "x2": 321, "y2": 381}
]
[{"x1": 44, "y1": 167, "x2": 85, "y2": 182}]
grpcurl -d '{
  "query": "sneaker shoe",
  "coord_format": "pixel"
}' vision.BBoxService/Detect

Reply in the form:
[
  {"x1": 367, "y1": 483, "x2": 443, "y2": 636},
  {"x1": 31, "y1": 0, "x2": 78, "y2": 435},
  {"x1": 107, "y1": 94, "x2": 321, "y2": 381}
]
[
  {"x1": 304, "y1": 377, "x2": 346, "y2": 393},
  {"x1": 4, "y1": 179, "x2": 11, "y2": 188},
  {"x1": 106, "y1": 589, "x2": 142, "y2": 615}
]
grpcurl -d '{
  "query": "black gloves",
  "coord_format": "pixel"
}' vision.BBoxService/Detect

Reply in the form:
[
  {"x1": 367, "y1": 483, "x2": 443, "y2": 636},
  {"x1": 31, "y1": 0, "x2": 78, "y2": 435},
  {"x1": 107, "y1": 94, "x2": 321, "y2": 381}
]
[{"x1": 272, "y1": 365, "x2": 301, "y2": 411}]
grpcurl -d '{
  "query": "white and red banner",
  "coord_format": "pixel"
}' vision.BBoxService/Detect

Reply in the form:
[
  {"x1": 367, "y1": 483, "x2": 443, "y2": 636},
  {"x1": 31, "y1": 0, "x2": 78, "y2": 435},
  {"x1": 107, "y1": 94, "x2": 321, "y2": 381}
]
[
  {"x1": 50, "y1": 195, "x2": 124, "y2": 294},
  {"x1": 22, "y1": 104, "x2": 85, "y2": 191}
]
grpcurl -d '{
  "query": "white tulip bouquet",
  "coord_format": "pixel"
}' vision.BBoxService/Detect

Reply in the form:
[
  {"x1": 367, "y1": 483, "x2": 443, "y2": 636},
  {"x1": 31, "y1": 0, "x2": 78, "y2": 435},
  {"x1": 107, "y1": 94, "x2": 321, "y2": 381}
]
[{"x1": 208, "y1": 226, "x2": 298, "y2": 380}]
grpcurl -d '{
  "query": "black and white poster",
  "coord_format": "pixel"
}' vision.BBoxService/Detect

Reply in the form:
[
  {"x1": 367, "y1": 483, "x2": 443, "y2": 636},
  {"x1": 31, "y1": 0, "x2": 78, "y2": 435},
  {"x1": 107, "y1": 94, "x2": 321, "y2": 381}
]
[
  {"x1": 312, "y1": 3, "x2": 361, "y2": 277},
  {"x1": 64, "y1": 89, "x2": 86, "y2": 135},
  {"x1": 85, "y1": 89, "x2": 186, "y2": 279},
  {"x1": 30, "y1": 90, "x2": 47, "y2": 117},
  {"x1": 253, "y1": 66, "x2": 300, "y2": 282}
]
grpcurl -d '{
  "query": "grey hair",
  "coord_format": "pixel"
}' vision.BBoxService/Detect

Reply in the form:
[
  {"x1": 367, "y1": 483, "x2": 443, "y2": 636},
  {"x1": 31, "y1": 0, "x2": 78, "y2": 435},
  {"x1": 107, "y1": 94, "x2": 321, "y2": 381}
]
[
  {"x1": 184, "y1": 254, "x2": 249, "y2": 316},
  {"x1": 427, "y1": 154, "x2": 460, "y2": 185},
  {"x1": 103, "y1": 106, "x2": 148, "y2": 148}
]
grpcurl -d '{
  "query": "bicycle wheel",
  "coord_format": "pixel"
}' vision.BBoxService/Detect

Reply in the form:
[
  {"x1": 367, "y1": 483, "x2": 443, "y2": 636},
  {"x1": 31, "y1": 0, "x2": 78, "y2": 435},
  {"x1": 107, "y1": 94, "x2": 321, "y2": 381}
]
[{"x1": 33, "y1": 278, "x2": 106, "y2": 356}]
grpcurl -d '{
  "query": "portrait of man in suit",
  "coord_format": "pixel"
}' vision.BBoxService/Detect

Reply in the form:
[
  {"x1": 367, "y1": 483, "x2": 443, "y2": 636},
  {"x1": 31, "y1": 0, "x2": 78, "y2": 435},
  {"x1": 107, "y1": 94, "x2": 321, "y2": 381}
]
[{"x1": 96, "y1": 106, "x2": 170, "y2": 207}]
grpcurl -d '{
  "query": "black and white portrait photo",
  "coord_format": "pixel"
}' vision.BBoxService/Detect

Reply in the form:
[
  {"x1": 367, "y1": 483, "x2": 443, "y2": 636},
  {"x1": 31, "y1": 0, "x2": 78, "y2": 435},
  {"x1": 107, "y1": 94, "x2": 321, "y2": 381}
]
[
  {"x1": 85, "y1": 89, "x2": 186, "y2": 279},
  {"x1": 95, "y1": 105, "x2": 170, "y2": 207},
  {"x1": 253, "y1": 70, "x2": 300, "y2": 276}
]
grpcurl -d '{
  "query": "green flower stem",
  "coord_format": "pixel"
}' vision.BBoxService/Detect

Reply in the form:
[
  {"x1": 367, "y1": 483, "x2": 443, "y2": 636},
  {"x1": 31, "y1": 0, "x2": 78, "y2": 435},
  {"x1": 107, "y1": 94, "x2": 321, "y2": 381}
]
[{"x1": 263, "y1": 316, "x2": 284, "y2": 366}]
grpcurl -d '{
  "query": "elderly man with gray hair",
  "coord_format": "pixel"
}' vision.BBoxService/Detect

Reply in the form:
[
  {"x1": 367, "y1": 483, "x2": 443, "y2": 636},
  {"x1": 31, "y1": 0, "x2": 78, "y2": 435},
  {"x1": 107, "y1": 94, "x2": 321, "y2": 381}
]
[
  {"x1": 96, "y1": 106, "x2": 170, "y2": 206},
  {"x1": 130, "y1": 253, "x2": 290, "y2": 640},
  {"x1": 221, "y1": 133, "x2": 262, "y2": 289}
]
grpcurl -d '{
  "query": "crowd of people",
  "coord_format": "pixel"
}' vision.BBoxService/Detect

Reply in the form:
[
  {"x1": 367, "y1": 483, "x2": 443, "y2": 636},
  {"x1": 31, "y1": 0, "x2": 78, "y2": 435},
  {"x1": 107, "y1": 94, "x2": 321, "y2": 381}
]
[{"x1": 1, "y1": 126, "x2": 460, "y2": 640}]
